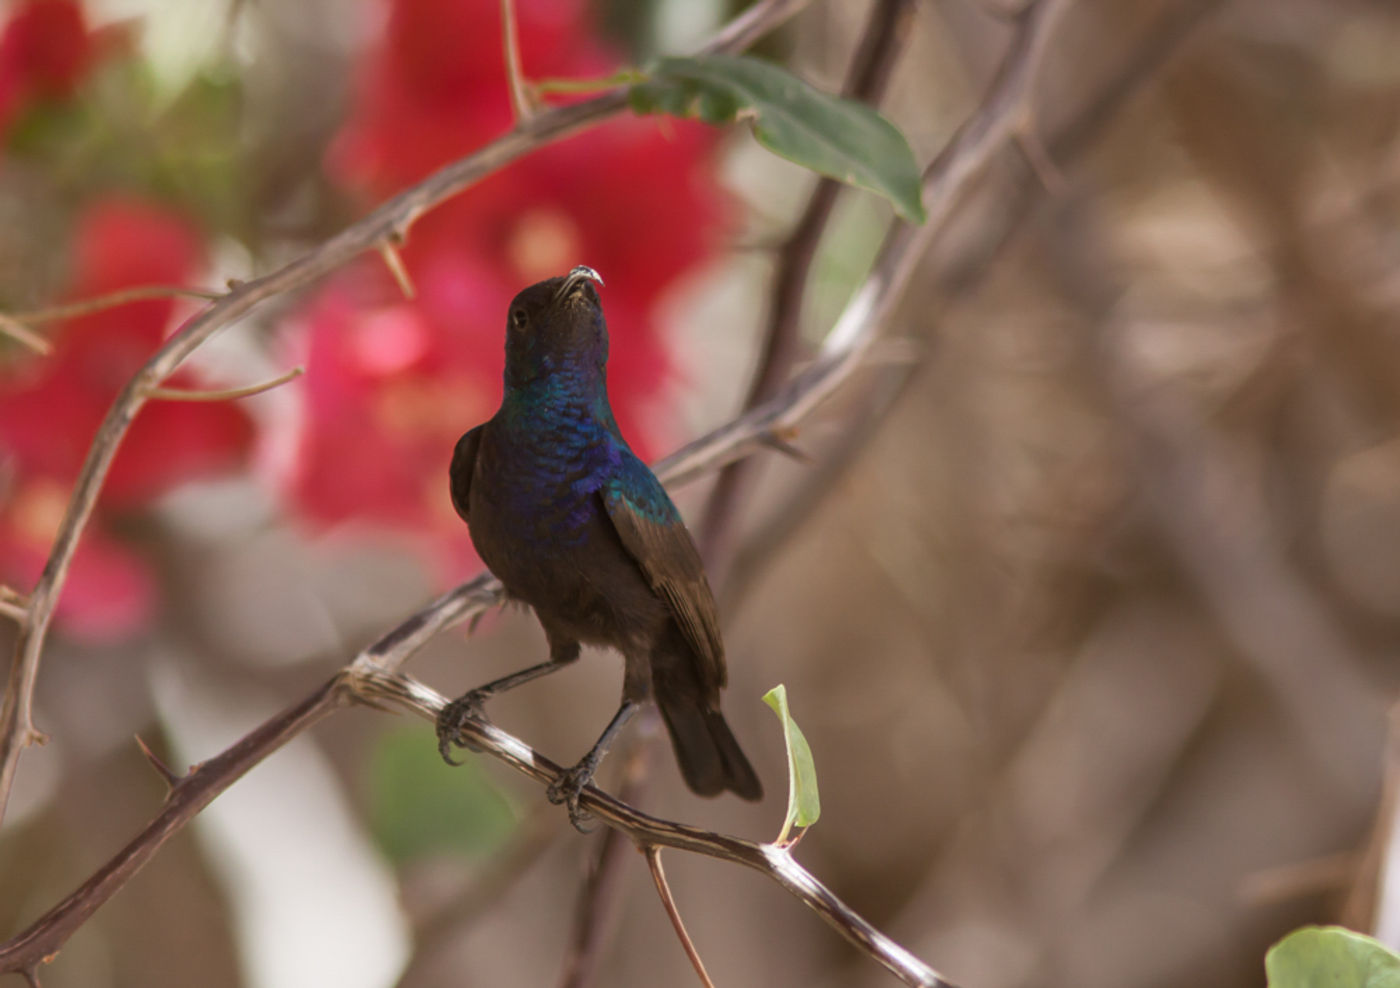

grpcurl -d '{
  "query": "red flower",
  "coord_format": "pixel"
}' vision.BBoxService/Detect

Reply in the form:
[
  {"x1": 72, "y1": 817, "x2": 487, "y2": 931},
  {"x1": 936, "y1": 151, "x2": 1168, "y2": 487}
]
[
  {"x1": 276, "y1": 0, "x2": 728, "y2": 574},
  {"x1": 0, "y1": 197, "x2": 257, "y2": 638},
  {"x1": 0, "y1": 0, "x2": 94, "y2": 135}
]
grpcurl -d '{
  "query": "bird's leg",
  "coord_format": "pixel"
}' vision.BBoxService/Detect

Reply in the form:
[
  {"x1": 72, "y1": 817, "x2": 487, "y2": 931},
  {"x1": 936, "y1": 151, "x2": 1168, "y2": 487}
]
[
  {"x1": 436, "y1": 638, "x2": 581, "y2": 764},
  {"x1": 547, "y1": 699, "x2": 641, "y2": 831}
]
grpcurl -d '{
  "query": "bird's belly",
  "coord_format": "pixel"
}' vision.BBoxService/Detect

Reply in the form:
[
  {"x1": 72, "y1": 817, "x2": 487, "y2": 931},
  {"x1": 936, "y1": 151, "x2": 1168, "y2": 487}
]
[{"x1": 467, "y1": 464, "x2": 664, "y2": 647}]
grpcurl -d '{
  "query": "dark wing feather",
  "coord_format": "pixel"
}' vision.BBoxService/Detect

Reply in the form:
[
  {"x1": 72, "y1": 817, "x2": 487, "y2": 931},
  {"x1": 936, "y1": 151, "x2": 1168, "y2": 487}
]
[
  {"x1": 600, "y1": 474, "x2": 725, "y2": 692},
  {"x1": 448, "y1": 426, "x2": 483, "y2": 523}
]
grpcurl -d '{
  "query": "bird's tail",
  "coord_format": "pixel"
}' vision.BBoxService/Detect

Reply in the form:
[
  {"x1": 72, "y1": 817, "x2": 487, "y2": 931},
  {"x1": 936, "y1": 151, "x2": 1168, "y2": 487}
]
[{"x1": 656, "y1": 684, "x2": 762, "y2": 801}]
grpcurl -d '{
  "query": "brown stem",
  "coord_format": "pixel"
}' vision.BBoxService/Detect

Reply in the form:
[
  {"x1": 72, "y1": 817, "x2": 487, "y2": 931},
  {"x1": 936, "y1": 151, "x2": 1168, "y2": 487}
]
[
  {"x1": 356, "y1": 669, "x2": 959, "y2": 988},
  {"x1": 6, "y1": 284, "x2": 223, "y2": 323},
  {"x1": 0, "y1": 679, "x2": 346, "y2": 977},
  {"x1": 699, "y1": 0, "x2": 918, "y2": 570},
  {"x1": 645, "y1": 846, "x2": 716, "y2": 988},
  {"x1": 726, "y1": 0, "x2": 1222, "y2": 602},
  {"x1": 394, "y1": 801, "x2": 559, "y2": 986},
  {"x1": 499, "y1": 0, "x2": 534, "y2": 121},
  {"x1": 556, "y1": 720, "x2": 657, "y2": 988}
]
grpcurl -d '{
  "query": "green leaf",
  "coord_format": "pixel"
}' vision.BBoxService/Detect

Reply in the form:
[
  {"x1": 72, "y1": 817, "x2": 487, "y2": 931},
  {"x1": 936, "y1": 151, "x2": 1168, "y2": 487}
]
[
  {"x1": 1266, "y1": 926, "x2": 1400, "y2": 988},
  {"x1": 762, "y1": 684, "x2": 821, "y2": 844},
  {"x1": 367, "y1": 725, "x2": 518, "y2": 864},
  {"x1": 629, "y1": 54, "x2": 926, "y2": 224}
]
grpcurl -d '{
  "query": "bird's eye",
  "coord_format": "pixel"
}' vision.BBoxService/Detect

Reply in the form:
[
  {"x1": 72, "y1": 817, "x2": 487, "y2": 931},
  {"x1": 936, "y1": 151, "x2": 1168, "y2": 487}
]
[{"x1": 510, "y1": 308, "x2": 528, "y2": 331}]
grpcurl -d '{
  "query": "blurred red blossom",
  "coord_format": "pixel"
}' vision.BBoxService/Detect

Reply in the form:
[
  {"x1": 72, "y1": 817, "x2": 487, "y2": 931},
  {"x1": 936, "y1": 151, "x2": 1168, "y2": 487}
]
[
  {"x1": 0, "y1": 0, "x2": 94, "y2": 136},
  {"x1": 0, "y1": 198, "x2": 256, "y2": 639},
  {"x1": 277, "y1": 0, "x2": 728, "y2": 573}
]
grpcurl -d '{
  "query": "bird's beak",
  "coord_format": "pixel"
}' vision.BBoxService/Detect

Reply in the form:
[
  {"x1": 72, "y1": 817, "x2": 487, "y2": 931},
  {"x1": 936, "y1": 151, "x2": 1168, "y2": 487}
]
[{"x1": 556, "y1": 265, "x2": 604, "y2": 304}]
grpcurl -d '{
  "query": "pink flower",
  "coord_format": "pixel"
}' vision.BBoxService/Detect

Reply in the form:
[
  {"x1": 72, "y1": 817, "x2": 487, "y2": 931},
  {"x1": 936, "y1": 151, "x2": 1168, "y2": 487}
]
[
  {"x1": 0, "y1": 198, "x2": 257, "y2": 638},
  {"x1": 276, "y1": 0, "x2": 728, "y2": 574}
]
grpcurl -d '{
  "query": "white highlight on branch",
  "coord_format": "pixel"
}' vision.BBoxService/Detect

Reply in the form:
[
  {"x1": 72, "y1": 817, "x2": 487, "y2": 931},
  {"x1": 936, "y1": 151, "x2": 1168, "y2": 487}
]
[
  {"x1": 761, "y1": 843, "x2": 950, "y2": 987},
  {"x1": 484, "y1": 725, "x2": 538, "y2": 768},
  {"x1": 761, "y1": 842, "x2": 815, "y2": 890},
  {"x1": 823, "y1": 272, "x2": 882, "y2": 357}
]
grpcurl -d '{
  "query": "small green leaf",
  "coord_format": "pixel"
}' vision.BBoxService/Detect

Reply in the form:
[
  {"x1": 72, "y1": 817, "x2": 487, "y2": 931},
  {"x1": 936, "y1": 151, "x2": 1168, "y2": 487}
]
[
  {"x1": 630, "y1": 54, "x2": 926, "y2": 223},
  {"x1": 1266, "y1": 926, "x2": 1400, "y2": 988},
  {"x1": 762, "y1": 684, "x2": 821, "y2": 844},
  {"x1": 367, "y1": 725, "x2": 518, "y2": 863}
]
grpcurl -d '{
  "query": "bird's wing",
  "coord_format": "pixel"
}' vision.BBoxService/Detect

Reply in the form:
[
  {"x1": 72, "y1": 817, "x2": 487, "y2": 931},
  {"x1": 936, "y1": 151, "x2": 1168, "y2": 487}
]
[
  {"x1": 600, "y1": 462, "x2": 726, "y2": 691},
  {"x1": 448, "y1": 426, "x2": 483, "y2": 523}
]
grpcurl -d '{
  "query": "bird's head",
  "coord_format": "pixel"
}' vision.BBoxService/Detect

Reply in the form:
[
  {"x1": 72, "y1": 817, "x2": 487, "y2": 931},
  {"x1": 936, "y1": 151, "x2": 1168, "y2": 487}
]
[{"x1": 502, "y1": 265, "x2": 609, "y2": 389}]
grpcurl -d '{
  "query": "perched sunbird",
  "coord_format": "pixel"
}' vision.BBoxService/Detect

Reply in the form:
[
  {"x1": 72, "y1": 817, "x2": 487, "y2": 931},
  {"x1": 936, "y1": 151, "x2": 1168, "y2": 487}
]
[{"x1": 438, "y1": 265, "x2": 761, "y2": 824}]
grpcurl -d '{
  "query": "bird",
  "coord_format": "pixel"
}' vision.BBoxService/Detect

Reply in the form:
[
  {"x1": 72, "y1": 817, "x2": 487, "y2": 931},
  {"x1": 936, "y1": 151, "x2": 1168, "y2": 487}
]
[{"x1": 437, "y1": 264, "x2": 762, "y2": 825}]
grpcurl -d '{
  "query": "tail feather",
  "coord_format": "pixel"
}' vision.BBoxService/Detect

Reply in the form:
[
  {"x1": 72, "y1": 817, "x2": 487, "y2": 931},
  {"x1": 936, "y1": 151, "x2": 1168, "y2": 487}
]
[{"x1": 656, "y1": 691, "x2": 762, "y2": 801}]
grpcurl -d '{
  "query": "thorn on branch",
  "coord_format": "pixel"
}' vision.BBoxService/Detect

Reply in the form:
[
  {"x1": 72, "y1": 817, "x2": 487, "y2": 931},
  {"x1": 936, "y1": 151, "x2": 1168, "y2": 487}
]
[
  {"x1": 6, "y1": 284, "x2": 222, "y2": 326},
  {"x1": 378, "y1": 242, "x2": 417, "y2": 300},
  {"x1": 0, "y1": 314, "x2": 52, "y2": 355},
  {"x1": 1017, "y1": 124, "x2": 1067, "y2": 194},
  {"x1": 24, "y1": 728, "x2": 49, "y2": 748},
  {"x1": 134, "y1": 734, "x2": 184, "y2": 791},
  {"x1": 145, "y1": 366, "x2": 305, "y2": 403},
  {"x1": 645, "y1": 845, "x2": 716, "y2": 988},
  {"x1": 0, "y1": 586, "x2": 29, "y2": 625},
  {"x1": 759, "y1": 427, "x2": 811, "y2": 463}
]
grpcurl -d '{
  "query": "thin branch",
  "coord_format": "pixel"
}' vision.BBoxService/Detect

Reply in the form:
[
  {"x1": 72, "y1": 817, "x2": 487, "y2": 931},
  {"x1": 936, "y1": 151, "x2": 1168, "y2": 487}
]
[
  {"x1": 0, "y1": 680, "x2": 345, "y2": 975},
  {"x1": 6, "y1": 284, "x2": 224, "y2": 324},
  {"x1": 1015, "y1": 125, "x2": 1067, "y2": 193},
  {"x1": 0, "y1": 315, "x2": 51, "y2": 355},
  {"x1": 557, "y1": 825, "x2": 633, "y2": 988},
  {"x1": 645, "y1": 845, "x2": 715, "y2": 988},
  {"x1": 357, "y1": 670, "x2": 958, "y2": 988},
  {"x1": 695, "y1": 0, "x2": 810, "y2": 57},
  {"x1": 727, "y1": 0, "x2": 1225, "y2": 604},
  {"x1": 700, "y1": 0, "x2": 917, "y2": 568},
  {"x1": 144, "y1": 366, "x2": 305, "y2": 403},
  {"x1": 715, "y1": 0, "x2": 1082, "y2": 592},
  {"x1": 557, "y1": 719, "x2": 658, "y2": 988},
  {"x1": 0, "y1": 0, "x2": 818, "y2": 832},
  {"x1": 923, "y1": 0, "x2": 1074, "y2": 227},
  {"x1": 395, "y1": 801, "x2": 559, "y2": 985},
  {"x1": 662, "y1": 0, "x2": 1075, "y2": 494},
  {"x1": 500, "y1": 0, "x2": 534, "y2": 121}
]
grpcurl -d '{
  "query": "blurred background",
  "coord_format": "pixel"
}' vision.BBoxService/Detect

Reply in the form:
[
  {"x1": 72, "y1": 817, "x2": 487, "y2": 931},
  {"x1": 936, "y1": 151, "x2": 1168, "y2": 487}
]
[{"x1": 3, "y1": 0, "x2": 1400, "y2": 985}]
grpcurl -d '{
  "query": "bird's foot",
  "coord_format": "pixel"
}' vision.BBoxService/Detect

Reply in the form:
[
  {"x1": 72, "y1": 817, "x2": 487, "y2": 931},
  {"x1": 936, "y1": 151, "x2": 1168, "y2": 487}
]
[
  {"x1": 435, "y1": 690, "x2": 493, "y2": 765},
  {"x1": 547, "y1": 760, "x2": 599, "y2": 832}
]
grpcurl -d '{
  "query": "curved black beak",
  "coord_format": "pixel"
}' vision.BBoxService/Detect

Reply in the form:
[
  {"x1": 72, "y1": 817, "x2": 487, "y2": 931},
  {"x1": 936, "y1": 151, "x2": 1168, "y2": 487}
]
[{"x1": 556, "y1": 265, "x2": 604, "y2": 303}]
